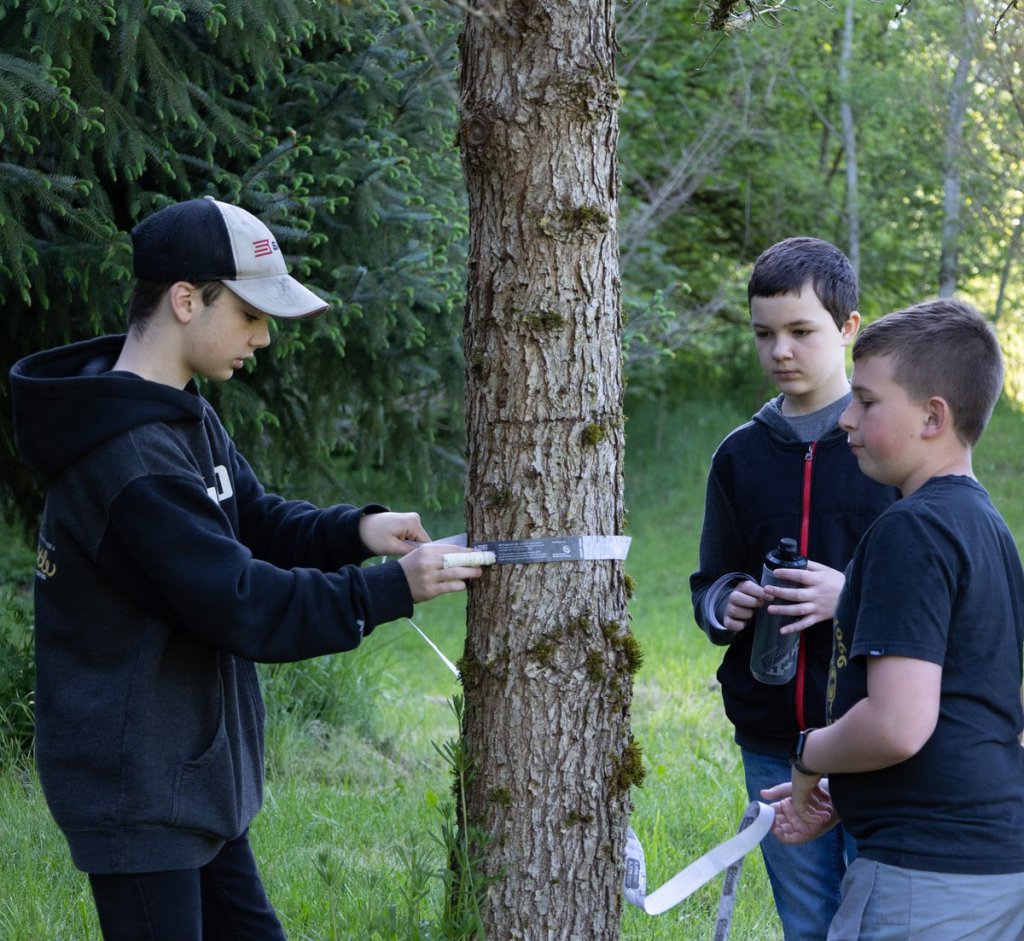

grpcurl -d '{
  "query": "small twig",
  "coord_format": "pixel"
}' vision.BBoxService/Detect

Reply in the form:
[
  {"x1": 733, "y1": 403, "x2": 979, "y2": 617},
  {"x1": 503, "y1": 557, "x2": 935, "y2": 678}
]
[{"x1": 993, "y1": 0, "x2": 1019, "y2": 34}]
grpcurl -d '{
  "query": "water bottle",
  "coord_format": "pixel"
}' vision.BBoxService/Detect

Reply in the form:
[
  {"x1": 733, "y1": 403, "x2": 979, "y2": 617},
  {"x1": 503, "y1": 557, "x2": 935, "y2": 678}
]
[{"x1": 749, "y1": 537, "x2": 807, "y2": 685}]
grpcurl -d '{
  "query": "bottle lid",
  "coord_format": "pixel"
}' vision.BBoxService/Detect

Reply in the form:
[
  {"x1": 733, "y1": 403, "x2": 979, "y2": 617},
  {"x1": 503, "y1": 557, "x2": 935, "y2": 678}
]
[
  {"x1": 778, "y1": 537, "x2": 799, "y2": 558},
  {"x1": 767, "y1": 537, "x2": 806, "y2": 568}
]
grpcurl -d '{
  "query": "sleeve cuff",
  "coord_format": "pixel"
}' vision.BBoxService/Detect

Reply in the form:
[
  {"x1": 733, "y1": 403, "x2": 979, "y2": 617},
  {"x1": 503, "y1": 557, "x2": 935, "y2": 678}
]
[
  {"x1": 332, "y1": 503, "x2": 389, "y2": 563},
  {"x1": 360, "y1": 558, "x2": 414, "y2": 633}
]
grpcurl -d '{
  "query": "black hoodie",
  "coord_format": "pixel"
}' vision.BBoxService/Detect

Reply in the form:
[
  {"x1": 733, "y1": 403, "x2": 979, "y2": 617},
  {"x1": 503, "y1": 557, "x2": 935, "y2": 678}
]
[
  {"x1": 9, "y1": 335, "x2": 413, "y2": 873},
  {"x1": 690, "y1": 395, "x2": 899, "y2": 756}
]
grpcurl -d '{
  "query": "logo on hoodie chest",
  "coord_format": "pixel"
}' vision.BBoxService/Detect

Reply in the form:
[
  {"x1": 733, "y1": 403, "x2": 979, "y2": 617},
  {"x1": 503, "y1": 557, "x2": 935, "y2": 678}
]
[{"x1": 206, "y1": 465, "x2": 234, "y2": 504}]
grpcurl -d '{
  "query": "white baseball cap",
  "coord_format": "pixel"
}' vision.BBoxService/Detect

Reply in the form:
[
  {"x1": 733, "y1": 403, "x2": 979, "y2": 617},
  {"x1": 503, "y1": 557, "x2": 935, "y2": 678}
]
[{"x1": 131, "y1": 196, "x2": 330, "y2": 319}]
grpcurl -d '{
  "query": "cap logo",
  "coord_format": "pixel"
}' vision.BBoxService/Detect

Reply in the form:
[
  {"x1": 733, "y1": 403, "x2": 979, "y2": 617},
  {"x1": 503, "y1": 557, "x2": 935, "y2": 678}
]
[{"x1": 252, "y1": 238, "x2": 277, "y2": 258}]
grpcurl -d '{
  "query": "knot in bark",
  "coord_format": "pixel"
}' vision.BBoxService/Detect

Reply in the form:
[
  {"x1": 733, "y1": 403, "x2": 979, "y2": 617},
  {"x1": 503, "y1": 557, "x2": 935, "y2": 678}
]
[{"x1": 463, "y1": 114, "x2": 493, "y2": 150}]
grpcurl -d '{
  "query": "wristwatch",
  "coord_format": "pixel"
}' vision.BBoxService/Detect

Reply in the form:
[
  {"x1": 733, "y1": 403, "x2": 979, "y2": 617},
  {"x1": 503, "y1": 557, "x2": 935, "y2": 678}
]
[{"x1": 790, "y1": 728, "x2": 820, "y2": 776}]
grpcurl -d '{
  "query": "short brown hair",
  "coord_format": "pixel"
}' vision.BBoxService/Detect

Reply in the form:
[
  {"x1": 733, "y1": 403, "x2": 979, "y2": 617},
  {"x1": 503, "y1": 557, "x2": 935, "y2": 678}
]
[
  {"x1": 748, "y1": 237, "x2": 858, "y2": 331},
  {"x1": 126, "y1": 280, "x2": 226, "y2": 333},
  {"x1": 853, "y1": 298, "x2": 1003, "y2": 446}
]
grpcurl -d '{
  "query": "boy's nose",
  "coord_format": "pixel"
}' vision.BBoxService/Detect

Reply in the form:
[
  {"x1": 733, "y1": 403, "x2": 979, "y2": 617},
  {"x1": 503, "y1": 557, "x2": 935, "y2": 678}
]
[
  {"x1": 252, "y1": 323, "x2": 271, "y2": 348},
  {"x1": 839, "y1": 402, "x2": 854, "y2": 430}
]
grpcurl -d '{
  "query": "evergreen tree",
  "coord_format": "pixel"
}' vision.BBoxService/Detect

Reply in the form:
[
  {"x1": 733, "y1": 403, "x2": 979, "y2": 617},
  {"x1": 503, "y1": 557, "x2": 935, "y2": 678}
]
[{"x1": 1, "y1": 0, "x2": 466, "y2": 529}]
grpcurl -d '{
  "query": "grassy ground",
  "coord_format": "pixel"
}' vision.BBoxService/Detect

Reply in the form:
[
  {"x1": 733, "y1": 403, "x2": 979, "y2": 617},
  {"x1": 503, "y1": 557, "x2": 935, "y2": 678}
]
[{"x1": 2, "y1": 395, "x2": 1023, "y2": 939}]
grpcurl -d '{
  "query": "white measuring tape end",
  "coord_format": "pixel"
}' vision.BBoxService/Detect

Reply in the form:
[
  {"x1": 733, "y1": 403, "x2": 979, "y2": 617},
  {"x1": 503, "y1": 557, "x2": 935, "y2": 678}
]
[
  {"x1": 624, "y1": 801, "x2": 774, "y2": 916},
  {"x1": 442, "y1": 550, "x2": 497, "y2": 568}
]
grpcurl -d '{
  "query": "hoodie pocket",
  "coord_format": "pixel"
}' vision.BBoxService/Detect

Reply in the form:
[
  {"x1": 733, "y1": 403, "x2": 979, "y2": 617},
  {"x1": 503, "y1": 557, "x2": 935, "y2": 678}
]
[{"x1": 170, "y1": 712, "x2": 247, "y2": 837}]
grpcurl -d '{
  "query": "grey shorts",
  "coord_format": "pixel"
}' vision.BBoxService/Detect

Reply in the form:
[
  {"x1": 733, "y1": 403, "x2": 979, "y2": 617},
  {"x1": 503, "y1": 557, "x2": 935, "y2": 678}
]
[{"x1": 827, "y1": 857, "x2": 1024, "y2": 941}]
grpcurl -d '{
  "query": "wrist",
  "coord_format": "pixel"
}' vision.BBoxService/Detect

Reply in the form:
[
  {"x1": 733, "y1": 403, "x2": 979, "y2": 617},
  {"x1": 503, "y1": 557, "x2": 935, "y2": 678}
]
[{"x1": 790, "y1": 727, "x2": 822, "y2": 776}]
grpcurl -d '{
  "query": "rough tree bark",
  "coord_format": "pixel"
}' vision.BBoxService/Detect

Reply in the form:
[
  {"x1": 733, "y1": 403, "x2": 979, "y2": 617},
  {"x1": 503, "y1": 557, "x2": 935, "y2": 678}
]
[{"x1": 456, "y1": 0, "x2": 637, "y2": 937}]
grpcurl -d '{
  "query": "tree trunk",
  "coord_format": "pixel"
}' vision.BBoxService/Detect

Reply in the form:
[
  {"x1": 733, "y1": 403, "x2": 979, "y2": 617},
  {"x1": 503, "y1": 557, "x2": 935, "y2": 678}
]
[
  {"x1": 994, "y1": 212, "x2": 1023, "y2": 324},
  {"x1": 839, "y1": 0, "x2": 860, "y2": 281},
  {"x1": 938, "y1": 1, "x2": 976, "y2": 297},
  {"x1": 456, "y1": 1, "x2": 634, "y2": 938}
]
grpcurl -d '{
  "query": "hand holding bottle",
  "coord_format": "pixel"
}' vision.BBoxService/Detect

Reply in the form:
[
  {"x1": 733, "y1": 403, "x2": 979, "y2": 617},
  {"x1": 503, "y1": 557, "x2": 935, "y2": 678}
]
[{"x1": 761, "y1": 561, "x2": 846, "y2": 635}]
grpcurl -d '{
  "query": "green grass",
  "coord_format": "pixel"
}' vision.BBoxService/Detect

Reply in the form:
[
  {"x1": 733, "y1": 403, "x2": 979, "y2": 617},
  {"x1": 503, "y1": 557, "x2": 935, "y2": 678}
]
[{"x1": 2, "y1": 395, "x2": 1023, "y2": 939}]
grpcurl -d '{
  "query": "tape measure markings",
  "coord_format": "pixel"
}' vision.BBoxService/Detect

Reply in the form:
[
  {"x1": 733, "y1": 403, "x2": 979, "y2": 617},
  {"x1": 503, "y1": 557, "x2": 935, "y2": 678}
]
[{"x1": 433, "y1": 533, "x2": 630, "y2": 569}]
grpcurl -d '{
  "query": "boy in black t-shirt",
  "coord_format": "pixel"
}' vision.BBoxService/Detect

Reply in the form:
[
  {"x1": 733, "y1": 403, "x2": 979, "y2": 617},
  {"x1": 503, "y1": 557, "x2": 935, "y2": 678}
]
[{"x1": 766, "y1": 298, "x2": 1024, "y2": 940}]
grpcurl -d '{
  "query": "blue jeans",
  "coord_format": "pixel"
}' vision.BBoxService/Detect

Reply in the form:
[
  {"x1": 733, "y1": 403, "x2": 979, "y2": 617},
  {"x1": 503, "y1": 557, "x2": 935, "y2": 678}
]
[
  {"x1": 88, "y1": 830, "x2": 287, "y2": 941},
  {"x1": 742, "y1": 748, "x2": 853, "y2": 941}
]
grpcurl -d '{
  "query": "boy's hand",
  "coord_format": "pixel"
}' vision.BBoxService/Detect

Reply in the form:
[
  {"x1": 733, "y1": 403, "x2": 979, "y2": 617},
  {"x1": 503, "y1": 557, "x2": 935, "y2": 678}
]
[
  {"x1": 761, "y1": 777, "x2": 838, "y2": 845},
  {"x1": 399, "y1": 545, "x2": 483, "y2": 602},
  {"x1": 722, "y1": 580, "x2": 765, "y2": 631},
  {"x1": 359, "y1": 511, "x2": 431, "y2": 557},
  {"x1": 761, "y1": 562, "x2": 845, "y2": 634}
]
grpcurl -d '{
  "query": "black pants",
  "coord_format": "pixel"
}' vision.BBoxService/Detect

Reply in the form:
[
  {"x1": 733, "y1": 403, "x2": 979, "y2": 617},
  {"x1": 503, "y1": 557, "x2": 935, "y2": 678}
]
[{"x1": 88, "y1": 831, "x2": 287, "y2": 940}]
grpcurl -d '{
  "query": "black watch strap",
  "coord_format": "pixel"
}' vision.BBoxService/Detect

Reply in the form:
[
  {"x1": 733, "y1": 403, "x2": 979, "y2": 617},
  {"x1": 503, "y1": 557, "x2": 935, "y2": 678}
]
[{"x1": 790, "y1": 727, "x2": 820, "y2": 776}]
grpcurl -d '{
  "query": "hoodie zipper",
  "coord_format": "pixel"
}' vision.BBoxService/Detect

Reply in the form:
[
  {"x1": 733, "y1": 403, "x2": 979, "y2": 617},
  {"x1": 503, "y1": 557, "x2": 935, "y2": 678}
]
[{"x1": 794, "y1": 442, "x2": 816, "y2": 730}]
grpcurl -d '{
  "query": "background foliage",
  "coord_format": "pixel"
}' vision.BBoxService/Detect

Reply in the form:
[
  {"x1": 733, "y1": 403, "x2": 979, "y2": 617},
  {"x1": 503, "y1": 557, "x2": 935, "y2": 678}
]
[
  {"x1": 1, "y1": 0, "x2": 467, "y2": 529},
  {"x1": 617, "y1": 0, "x2": 1024, "y2": 401},
  {"x1": 3, "y1": 0, "x2": 1024, "y2": 530}
]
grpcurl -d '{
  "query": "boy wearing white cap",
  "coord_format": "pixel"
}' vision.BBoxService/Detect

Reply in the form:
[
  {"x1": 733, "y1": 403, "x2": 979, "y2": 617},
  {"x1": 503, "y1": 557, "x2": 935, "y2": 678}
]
[{"x1": 8, "y1": 198, "x2": 481, "y2": 940}]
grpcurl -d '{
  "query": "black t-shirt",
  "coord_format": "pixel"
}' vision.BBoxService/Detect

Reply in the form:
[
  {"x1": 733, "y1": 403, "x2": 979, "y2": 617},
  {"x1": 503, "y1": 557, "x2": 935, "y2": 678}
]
[{"x1": 828, "y1": 476, "x2": 1024, "y2": 874}]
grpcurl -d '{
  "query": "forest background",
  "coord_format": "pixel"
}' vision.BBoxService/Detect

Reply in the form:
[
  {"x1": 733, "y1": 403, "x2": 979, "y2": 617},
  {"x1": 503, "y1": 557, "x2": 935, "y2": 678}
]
[{"x1": 2, "y1": 0, "x2": 1024, "y2": 938}]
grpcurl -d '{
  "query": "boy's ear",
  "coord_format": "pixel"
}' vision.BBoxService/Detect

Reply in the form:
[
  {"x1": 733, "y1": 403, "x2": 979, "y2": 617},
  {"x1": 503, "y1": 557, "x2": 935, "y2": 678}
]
[
  {"x1": 168, "y1": 281, "x2": 201, "y2": 325},
  {"x1": 840, "y1": 310, "x2": 861, "y2": 344},
  {"x1": 921, "y1": 395, "x2": 952, "y2": 439}
]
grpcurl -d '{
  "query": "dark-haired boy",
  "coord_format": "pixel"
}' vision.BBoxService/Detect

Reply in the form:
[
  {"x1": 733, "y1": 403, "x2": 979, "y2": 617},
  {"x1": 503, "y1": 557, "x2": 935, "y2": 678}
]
[
  {"x1": 9, "y1": 196, "x2": 482, "y2": 940},
  {"x1": 690, "y1": 237, "x2": 897, "y2": 940},
  {"x1": 767, "y1": 297, "x2": 1024, "y2": 940}
]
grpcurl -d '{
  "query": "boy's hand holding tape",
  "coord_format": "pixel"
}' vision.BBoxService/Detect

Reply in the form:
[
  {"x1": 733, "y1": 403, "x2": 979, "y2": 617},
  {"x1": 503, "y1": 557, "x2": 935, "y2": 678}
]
[
  {"x1": 361, "y1": 513, "x2": 485, "y2": 601},
  {"x1": 401, "y1": 544, "x2": 485, "y2": 601}
]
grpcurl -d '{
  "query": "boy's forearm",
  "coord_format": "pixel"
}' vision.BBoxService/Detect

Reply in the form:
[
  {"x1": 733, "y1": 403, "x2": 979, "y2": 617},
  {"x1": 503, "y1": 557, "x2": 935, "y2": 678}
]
[
  {"x1": 799, "y1": 656, "x2": 942, "y2": 775},
  {"x1": 798, "y1": 704, "x2": 912, "y2": 776}
]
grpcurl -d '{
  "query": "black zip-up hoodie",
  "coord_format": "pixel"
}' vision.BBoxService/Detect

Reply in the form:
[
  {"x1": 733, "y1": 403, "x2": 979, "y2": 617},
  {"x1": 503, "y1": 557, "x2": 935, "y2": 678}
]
[
  {"x1": 690, "y1": 396, "x2": 898, "y2": 757},
  {"x1": 9, "y1": 335, "x2": 413, "y2": 873}
]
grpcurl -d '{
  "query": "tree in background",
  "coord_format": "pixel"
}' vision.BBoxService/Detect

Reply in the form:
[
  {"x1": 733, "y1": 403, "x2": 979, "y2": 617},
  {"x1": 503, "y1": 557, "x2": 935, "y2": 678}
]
[
  {"x1": 617, "y1": 0, "x2": 1024, "y2": 408},
  {"x1": 952, "y1": 0, "x2": 1024, "y2": 398},
  {"x1": 0, "y1": 0, "x2": 466, "y2": 528},
  {"x1": 838, "y1": 0, "x2": 860, "y2": 281},
  {"x1": 938, "y1": 3, "x2": 976, "y2": 298}
]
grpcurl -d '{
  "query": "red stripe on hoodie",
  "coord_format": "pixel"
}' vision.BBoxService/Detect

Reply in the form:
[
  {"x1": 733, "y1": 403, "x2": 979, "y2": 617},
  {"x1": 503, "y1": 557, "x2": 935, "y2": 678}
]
[{"x1": 795, "y1": 442, "x2": 816, "y2": 730}]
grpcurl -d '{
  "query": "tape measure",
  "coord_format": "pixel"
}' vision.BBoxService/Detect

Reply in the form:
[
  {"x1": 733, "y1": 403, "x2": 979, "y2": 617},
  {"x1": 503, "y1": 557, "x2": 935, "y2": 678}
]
[{"x1": 625, "y1": 801, "x2": 773, "y2": 931}]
